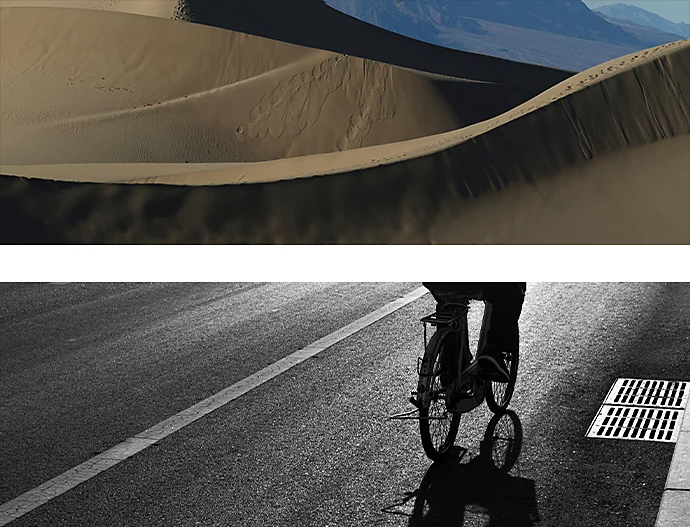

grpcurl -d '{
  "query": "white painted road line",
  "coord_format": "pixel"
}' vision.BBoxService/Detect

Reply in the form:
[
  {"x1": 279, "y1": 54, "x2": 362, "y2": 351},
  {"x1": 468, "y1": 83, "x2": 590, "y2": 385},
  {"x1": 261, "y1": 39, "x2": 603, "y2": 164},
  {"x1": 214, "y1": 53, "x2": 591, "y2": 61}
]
[{"x1": 0, "y1": 286, "x2": 429, "y2": 526}]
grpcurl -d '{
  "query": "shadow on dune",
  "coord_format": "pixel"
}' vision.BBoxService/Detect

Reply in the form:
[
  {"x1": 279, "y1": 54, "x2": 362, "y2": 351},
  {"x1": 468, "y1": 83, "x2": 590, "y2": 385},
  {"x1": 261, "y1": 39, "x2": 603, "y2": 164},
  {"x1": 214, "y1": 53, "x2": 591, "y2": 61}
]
[
  {"x1": 0, "y1": 191, "x2": 66, "y2": 244},
  {"x1": 173, "y1": 0, "x2": 573, "y2": 93}
]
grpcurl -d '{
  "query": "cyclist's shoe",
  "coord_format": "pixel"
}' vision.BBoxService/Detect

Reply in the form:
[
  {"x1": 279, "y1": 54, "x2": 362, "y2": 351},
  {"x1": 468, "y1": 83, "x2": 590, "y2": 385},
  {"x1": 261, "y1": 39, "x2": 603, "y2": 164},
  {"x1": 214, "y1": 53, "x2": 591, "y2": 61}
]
[{"x1": 477, "y1": 344, "x2": 510, "y2": 383}]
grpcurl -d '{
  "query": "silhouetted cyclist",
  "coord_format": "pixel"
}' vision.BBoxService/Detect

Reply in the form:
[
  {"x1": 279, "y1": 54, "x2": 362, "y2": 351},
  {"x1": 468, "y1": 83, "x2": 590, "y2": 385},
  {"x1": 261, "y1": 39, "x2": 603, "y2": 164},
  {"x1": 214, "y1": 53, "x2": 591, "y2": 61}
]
[{"x1": 422, "y1": 283, "x2": 526, "y2": 383}]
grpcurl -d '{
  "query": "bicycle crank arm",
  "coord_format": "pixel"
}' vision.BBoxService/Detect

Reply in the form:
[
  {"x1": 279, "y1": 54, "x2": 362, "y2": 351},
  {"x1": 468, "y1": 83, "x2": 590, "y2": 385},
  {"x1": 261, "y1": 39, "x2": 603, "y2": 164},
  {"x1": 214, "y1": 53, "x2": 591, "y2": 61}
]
[
  {"x1": 388, "y1": 393, "x2": 451, "y2": 420},
  {"x1": 389, "y1": 408, "x2": 449, "y2": 420},
  {"x1": 458, "y1": 359, "x2": 480, "y2": 385}
]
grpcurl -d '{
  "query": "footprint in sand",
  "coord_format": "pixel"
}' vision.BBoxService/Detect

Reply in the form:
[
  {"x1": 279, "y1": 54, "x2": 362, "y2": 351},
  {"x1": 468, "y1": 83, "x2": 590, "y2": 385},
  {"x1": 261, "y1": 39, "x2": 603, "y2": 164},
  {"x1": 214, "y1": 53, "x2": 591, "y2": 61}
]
[{"x1": 245, "y1": 55, "x2": 396, "y2": 151}]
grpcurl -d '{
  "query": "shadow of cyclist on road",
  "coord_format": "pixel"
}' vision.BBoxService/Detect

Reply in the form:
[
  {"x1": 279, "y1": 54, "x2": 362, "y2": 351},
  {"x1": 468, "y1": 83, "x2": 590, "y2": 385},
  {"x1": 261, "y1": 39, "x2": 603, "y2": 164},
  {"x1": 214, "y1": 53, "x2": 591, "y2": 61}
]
[{"x1": 387, "y1": 410, "x2": 540, "y2": 527}]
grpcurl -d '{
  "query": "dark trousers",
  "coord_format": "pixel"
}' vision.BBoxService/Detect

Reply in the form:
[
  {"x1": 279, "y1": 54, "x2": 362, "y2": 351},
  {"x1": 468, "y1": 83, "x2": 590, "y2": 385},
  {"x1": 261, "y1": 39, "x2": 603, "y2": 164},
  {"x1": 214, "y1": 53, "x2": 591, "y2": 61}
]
[{"x1": 422, "y1": 283, "x2": 526, "y2": 352}]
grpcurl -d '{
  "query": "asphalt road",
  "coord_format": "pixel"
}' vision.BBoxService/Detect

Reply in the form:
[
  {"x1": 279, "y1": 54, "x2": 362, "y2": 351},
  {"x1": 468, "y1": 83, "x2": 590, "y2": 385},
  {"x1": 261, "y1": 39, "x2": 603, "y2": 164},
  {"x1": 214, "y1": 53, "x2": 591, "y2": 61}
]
[{"x1": 1, "y1": 283, "x2": 689, "y2": 526}]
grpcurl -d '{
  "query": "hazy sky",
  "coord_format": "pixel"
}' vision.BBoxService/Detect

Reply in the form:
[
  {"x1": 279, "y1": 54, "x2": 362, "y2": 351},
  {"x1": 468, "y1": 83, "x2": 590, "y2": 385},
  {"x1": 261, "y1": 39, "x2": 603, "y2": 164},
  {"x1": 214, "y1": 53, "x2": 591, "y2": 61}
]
[{"x1": 583, "y1": 0, "x2": 690, "y2": 24}]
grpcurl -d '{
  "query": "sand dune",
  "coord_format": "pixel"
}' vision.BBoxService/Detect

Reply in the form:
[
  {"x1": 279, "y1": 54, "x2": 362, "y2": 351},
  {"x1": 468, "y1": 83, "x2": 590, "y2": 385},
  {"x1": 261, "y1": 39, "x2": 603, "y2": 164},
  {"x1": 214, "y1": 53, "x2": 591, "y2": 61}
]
[
  {"x1": 0, "y1": 4, "x2": 563, "y2": 166},
  {"x1": 0, "y1": 0, "x2": 177, "y2": 18},
  {"x1": 0, "y1": 1, "x2": 688, "y2": 243}
]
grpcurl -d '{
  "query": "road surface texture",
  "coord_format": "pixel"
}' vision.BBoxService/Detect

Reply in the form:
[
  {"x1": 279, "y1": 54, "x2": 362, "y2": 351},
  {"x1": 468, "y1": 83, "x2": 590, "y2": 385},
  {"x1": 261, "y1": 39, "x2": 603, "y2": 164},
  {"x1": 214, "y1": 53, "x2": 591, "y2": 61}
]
[{"x1": 1, "y1": 283, "x2": 689, "y2": 526}]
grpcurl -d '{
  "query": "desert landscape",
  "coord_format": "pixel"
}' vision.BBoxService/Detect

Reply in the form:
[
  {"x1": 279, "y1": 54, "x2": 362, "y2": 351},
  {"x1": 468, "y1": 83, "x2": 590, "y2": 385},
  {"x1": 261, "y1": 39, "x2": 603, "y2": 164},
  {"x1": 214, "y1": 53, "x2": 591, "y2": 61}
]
[{"x1": 0, "y1": 0, "x2": 688, "y2": 243}]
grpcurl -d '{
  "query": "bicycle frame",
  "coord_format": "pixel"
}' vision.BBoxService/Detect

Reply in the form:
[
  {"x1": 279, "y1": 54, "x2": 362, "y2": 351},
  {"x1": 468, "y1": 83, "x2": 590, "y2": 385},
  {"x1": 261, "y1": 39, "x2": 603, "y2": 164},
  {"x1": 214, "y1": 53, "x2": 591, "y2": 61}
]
[
  {"x1": 389, "y1": 298, "x2": 493, "y2": 421},
  {"x1": 421, "y1": 299, "x2": 493, "y2": 415}
]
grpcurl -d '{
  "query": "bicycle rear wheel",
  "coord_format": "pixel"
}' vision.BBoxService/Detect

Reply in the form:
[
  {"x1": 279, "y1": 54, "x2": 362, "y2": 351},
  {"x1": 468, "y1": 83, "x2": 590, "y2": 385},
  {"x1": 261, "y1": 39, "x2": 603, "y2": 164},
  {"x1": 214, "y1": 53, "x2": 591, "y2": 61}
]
[
  {"x1": 485, "y1": 348, "x2": 519, "y2": 413},
  {"x1": 417, "y1": 327, "x2": 461, "y2": 461}
]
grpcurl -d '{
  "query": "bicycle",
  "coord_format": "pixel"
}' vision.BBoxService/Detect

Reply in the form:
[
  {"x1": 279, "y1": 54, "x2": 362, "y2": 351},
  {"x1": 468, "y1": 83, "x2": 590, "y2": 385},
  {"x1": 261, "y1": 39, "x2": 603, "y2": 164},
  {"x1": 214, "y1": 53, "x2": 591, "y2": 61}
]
[{"x1": 391, "y1": 297, "x2": 519, "y2": 461}]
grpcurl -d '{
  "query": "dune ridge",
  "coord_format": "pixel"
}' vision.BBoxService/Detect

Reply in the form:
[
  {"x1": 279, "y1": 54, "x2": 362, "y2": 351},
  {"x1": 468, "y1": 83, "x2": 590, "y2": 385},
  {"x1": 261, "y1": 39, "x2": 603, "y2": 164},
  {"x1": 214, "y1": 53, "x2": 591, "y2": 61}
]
[
  {"x1": 0, "y1": 1, "x2": 688, "y2": 243},
  {"x1": 2, "y1": 133, "x2": 687, "y2": 243}
]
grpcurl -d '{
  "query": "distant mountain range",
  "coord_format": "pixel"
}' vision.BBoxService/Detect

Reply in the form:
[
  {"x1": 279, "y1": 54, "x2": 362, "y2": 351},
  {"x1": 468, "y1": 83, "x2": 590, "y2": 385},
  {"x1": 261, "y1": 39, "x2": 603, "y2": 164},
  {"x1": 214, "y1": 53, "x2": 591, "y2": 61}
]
[
  {"x1": 325, "y1": 0, "x2": 687, "y2": 71},
  {"x1": 328, "y1": 0, "x2": 640, "y2": 45},
  {"x1": 593, "y1": 3, "x2": 690, "y2": 38},
  {"x1": 595, "y1": 11, "x2": 685, "y2": 47}
]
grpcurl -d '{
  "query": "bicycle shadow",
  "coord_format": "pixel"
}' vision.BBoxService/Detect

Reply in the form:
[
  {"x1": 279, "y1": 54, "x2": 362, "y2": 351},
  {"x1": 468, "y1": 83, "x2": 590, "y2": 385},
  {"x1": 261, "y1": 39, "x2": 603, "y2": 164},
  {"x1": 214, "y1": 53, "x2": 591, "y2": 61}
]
[{"x1": 384, "y1": 411, "x2": 540, "y2": 527}]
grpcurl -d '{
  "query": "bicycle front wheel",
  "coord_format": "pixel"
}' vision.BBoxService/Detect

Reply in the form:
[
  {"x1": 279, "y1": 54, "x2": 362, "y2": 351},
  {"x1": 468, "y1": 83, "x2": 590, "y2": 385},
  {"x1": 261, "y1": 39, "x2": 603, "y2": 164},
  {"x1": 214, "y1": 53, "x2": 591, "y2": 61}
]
[
  {"x1": 485, "y1": 348, "x2": 519, "y2": 413},
  {"x1": 417, "y1": 327, "x2": 461, "y2": 461}
]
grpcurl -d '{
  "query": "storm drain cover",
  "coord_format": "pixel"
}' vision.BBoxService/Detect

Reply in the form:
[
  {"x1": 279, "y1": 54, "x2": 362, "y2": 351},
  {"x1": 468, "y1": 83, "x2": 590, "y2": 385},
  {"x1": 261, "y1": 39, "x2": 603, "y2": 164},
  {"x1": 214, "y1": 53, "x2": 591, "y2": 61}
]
[
  {"x1": 586, "y1": 379, "x2": 690, "y2": 443},
  {"x1": 604, "y1": 378, "x2": 689, "y2": 408}
]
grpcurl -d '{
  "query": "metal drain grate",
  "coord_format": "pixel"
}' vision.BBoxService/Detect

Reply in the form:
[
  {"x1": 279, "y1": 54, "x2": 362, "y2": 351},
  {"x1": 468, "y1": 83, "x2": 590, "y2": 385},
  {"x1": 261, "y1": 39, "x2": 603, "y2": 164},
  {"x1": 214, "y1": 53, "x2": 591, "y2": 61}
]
[
  {"x1": 587, "y1": 379, "x2": 690, "y2": 443},
  {"x1": 587, "y1": 405, "x2": 683, "y2": 442},
  {"x1": 604, "y1": 378, "x2": 689, "y2": 408}
]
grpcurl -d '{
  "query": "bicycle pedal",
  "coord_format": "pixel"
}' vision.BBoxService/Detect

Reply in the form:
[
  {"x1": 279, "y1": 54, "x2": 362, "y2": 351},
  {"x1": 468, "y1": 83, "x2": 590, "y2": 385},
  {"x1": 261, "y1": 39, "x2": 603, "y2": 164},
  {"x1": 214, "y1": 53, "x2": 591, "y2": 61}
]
[
  {"x1": 389, "y1": 408, "x2": 421, "y2": 420},
  {"x1": 446, "y1": 384, "x2": 475, "y2": 411}
]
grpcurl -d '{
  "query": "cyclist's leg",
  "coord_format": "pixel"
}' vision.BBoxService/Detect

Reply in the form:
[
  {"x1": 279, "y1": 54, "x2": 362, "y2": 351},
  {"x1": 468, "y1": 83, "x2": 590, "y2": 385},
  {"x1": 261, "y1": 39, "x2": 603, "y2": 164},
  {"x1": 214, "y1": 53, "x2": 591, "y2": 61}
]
[
  {"x1": 424, "y1": 283, "x2": 524, "y2": 347},
  {"x1": 477, "y1": 283, "x2": 525, "y2": 382},
  {"x1": 485, "y1": 282, "x2": 525, "y2": 350}
]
